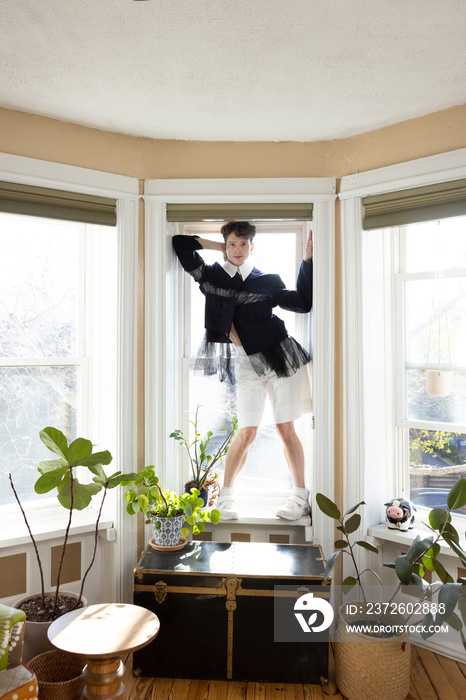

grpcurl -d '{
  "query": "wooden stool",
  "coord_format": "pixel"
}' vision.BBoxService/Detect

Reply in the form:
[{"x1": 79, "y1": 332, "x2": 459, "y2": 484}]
[{"x1": 48, "y1": 603, "x2": 160, "y2": 699}]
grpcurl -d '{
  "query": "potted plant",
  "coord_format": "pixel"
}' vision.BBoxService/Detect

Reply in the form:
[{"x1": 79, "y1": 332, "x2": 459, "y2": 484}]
[
  {"x1": 170, "y1": 405, "x2": 238, "y2": 507},
  {"x1": 316, "y1": 480, "x2": 466, "y2": 700},
  {"x1": 124, "y1": 466, "x2": 221, "y2": 547},
  {"x1": 9, "y1": 426, "x2": 136, "y2": 660},
  {"x1": 316, "y1": 493, "x2": 409, "y2": 700}
]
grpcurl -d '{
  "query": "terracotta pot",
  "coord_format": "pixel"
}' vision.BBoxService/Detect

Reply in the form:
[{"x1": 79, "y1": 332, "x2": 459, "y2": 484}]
[{"x1": 15, "y1": 591, "x2": 86, "y2": 663}]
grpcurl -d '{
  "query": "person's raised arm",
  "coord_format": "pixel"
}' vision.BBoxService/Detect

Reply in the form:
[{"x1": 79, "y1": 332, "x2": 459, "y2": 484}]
[{"x1": 274, "y1": 230, "x2": 313, "y2": 312}]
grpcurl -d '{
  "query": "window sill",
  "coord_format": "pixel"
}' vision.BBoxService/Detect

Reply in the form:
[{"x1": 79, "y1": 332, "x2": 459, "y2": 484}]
[
  {"x1": 0, "y1": 506, "x2": 113, "y2": 548},
  {"x1": 368, "y1": 522, "x2": 466, "y2": 557}
]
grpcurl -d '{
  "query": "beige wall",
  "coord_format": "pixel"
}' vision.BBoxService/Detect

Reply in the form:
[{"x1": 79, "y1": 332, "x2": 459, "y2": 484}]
[
  {"x1": 1, "y1": 103, "x2": 466, "y2": 179},
  {"x1": 2, "y1": 102, "x2": 466, "y2": 514}
]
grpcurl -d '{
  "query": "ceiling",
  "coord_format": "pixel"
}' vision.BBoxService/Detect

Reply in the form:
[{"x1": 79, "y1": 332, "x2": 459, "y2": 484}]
[{"x1": 2, "y1": 0, "x2": 466, "y2": 142}]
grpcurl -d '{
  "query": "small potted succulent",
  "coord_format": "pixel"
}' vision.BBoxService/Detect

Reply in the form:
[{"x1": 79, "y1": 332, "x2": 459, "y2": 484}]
[
  {"x1": 124, "y1": 466, "x2": 221, "y2": 548},
  {"x1": 170, "y1": 405, "x2": 238, "y2": 507}
]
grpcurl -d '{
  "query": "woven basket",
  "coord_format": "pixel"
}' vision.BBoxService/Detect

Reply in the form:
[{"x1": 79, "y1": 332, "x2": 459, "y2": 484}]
[
  {"x1": 28, "y1": 649, "x2": 85, "y2": 700},
  {"x1": 334, "y1": 603, "x2": 411, "y2": 700}
]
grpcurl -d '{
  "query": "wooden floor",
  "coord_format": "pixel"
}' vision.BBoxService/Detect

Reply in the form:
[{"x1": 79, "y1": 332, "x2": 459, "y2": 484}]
[{"x1": 123, "y1": 646, "x2": 466, "y2": 700}]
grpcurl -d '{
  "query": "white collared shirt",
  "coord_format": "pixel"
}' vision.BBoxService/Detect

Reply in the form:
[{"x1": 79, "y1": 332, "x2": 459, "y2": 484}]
[{"x1": 223, "y1": 258, "x2": 254, "y2": 280}]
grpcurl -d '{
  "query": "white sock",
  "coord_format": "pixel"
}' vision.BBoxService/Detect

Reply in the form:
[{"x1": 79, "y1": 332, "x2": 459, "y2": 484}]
[
  {"x1": 219, "y1": 486, "x2": 234, "y2": 499},
  {"x1": 293, "y1": 486, "x2": 309, "y2": 497}
]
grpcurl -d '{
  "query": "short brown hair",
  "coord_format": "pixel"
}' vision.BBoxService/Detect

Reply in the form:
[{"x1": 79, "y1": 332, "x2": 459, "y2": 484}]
[{"x1": 221, "y1": 221, "x2": 256, "y2": 242}]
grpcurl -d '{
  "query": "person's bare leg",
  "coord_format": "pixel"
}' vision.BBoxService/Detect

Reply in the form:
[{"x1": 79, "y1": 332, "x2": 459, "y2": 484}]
[
  {"x1": 275, "y1": 421, "x2": 306, "y2": 487},
  {"x1": 275, "y1": 421, "x2": 310, "y2": 520},
  {"x1": 218, "y1": 426, "x2": 258, "y2": 519}
]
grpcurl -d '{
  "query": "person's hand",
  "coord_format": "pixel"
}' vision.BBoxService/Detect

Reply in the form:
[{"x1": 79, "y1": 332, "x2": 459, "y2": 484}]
[{"x1": 304, "y1": 230, "x2": 313, "y2": 262}]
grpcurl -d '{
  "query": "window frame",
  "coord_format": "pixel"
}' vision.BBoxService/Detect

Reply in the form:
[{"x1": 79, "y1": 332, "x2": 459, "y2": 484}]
[
  {"x1": 339, "y1": 147, "x2": 466, "y2": 572},
  {"x1": 144, "y1": 177, "x2": 336, "y2": 549},
  {"x1": 178, "y1": 220, "x2": 312, "y2": 497},
  {"x1": 0, "y1": 151, "x2": 140, "y2": 604}
]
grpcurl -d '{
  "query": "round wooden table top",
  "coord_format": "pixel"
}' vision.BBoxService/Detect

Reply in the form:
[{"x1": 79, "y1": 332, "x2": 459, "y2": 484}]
[{"x1": 48, "y1": 603, "x2": 160, "y2": 658}]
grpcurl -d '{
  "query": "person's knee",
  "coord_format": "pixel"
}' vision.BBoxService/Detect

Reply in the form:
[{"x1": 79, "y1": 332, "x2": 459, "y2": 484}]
[
  {"x1": 237, "y1": 426, "x2": 258, "y2": 447},
  {"x1": 275, "y1": 421, "x2": 297, "y2": 444}
]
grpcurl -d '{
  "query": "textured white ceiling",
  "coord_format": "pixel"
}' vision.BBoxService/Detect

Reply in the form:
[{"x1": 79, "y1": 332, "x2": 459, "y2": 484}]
[{"x1": 1, "y1": 0, "x2": 466, "y2": 142}]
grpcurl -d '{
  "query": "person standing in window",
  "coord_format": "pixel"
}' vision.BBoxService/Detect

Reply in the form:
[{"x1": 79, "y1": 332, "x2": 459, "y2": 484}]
[{"x1": 173, "y1": 222, "x2": 313, "y2": 520}]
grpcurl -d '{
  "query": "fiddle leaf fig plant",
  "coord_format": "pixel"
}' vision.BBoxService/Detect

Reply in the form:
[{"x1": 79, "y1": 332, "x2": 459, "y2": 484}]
[
  {"x1": 124, "y1": 465, "x2": 221, "y2": 537},
  {"x1": 9, "y1": 427, "x2": 137, "y2": 621}
]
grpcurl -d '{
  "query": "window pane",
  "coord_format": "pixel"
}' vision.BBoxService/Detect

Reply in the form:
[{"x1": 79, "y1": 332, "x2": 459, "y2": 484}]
[
  {"x1": 407, "y1": 369, "x2": 466, "y2": 424},
  {"x1": 410, "y1": 428, "x2": 466, "y2": 515},
  {"x1": 0, "y1": 214, "x2": 80, "y2": 358},
  {"x1": 404, "y1": 217, "x2": 466, "y2": 273},
  {"x1": 405, "y1": 277, "x2": 466, "y2": 369},
  {"x1": 0, "y1": 366, "x2": 78, "y2": 506},
  {"x1": 189, "y1": 371, "x2": 292, "y2": 493}
]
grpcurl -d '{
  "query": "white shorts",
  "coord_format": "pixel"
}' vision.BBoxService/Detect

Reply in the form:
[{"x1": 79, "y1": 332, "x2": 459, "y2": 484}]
[{"x1": 235, "y1": 347, "x2": 313, "y2": 428}]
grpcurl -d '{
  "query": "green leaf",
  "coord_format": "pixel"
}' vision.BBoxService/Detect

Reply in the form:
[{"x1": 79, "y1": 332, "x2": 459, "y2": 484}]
[
  {"x1": 405, "y1": 536, "x2": 433, "y2": 564},
  {"x1": 383, "y1": 562, "x2": 396, "y2": 569},
  {"x1": 40, "y1": 427, "x2": 69, "y2": 461},
  {"x1": 429, "y1": 507, "x2": 451, "y2": 530},
  {"x1": 447, "y1": 612, "x2": 463, "y2": 632},
  {"x1": 395, "y1": 555, "x2": 413, "y2": 585},
  {"x1": 34, "y1": 467, "x2": 68, "y2": 493},
  {"x1": 442, "y1": 534, "x2": 466, "y2": 564},
  {"x1": 126, "y1": 502, "x2": 137, "y2": 515},
  {"x1": 355, "y1": 540, "x2": 379, "y2": 554},
  {"x1": 78, "y1": 450, "x2": 113, "y2": 468},
  {"x1": 324, "y1": 550, "x2": 341, "y2": 579},
  {"x1": 210, "y1": 509, "x2": 221, "y2": 524},
  {"x1": 458, "y1": 596, "x2": 466, "y2": 626},
  {"x1": 438, "y1": 583, "x2": 461, "y2": 620},
  {"x1": 421, "y1": 612, "x2": 436, "y2": 640},
  {"x1": 107, "y1": 472, "x2": 138, "y2": 488},
  {"x1": 181, "y1": 527, "x2": 189, "y2": 538},
  {"x1": 447, "y1": 478, "x2": 466, "y2": 511},
  {"x1": 137, "y1": 494, "x2": 149, "y2": 513},
  {"x1": 342, "y1": 576, "x2": 357, "y2": 593},
  {"x1": 88, "y1": 463, "x2": 107, "y2": 483},
  {"x1": 336, "y1": 524, "x2": 347, "y2": 534},
  {"x1": 433, "y1": 559, "x2": 454, "y2": 584},
  {"x1": 185, "y1": 505, "x2": 193, "y2": 518},
  {"x1": 37, "y1": 459, "x2": 67, "y2": 474},
  {"x1": 57, "y1": 479, "x2": 101, "y2": 510},
  {"x1": 334, "y1": 540, "x2": 349, "y2": 549},
  {"x1": 66, "y1": 438, "x2": 93, "y2": 466},
  {"x1": 343, "y1": 501, "x2": 365, "y2": 519},
  {"x1": 442, "y1": 522, "x2": 460, "y2": 544},
  {"x1": 316, "y1": 493, "x2": 341, "y2": 520},
  {"x1": 344, "y1": 513, "x2": 361, "y2": 534}
]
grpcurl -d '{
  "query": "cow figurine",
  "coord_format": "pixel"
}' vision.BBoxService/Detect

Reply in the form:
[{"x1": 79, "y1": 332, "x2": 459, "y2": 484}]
[{"x1": 384, "y1": 498, "x2": 417, "y2": 531}]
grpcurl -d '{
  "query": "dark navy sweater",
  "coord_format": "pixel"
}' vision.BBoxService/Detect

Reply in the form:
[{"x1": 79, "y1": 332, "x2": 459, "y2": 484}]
[{"x1": 173, "y1": 235, "x2": 313, "y2": 382}]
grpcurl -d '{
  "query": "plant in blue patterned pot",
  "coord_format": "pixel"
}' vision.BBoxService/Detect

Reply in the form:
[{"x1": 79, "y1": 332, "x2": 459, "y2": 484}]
[{"x1": 124, "y1": 466, "x2": 221, "y2": 546}]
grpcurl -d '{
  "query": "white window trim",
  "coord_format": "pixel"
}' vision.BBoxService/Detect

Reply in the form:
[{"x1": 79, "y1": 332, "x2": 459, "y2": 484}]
[
  {"x1": 339, "y1": 147, "x2": 466, "y2": 571},
  {"x1": 0, "y1": 152, "x2": 139, "y2": 604},
  {"x1": 144, "y1": 177, "x2": 336, "y2": 550}
]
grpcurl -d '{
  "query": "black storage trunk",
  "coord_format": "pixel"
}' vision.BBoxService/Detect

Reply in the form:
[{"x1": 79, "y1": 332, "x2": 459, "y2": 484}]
[{"x1": 133, "y1": 541, "x2": 330, "y2": 684}]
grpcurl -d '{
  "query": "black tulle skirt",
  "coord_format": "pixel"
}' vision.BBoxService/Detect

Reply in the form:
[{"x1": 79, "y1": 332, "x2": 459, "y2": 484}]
[{"x1": 194, "y1": 334, "x2": 311, "y2": 385}]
